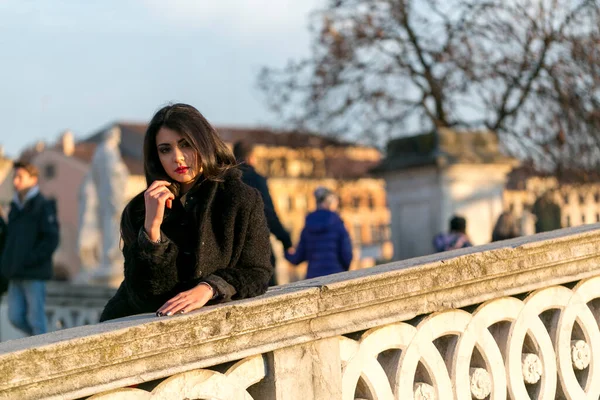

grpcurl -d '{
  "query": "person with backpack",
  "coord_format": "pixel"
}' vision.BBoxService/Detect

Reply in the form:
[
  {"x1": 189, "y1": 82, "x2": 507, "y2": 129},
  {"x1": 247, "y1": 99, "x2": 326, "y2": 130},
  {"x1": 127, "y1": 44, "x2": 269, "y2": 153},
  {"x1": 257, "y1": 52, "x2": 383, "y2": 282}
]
[{"x1": 433, "y1": 215, "x2": 472, "y2": 252}]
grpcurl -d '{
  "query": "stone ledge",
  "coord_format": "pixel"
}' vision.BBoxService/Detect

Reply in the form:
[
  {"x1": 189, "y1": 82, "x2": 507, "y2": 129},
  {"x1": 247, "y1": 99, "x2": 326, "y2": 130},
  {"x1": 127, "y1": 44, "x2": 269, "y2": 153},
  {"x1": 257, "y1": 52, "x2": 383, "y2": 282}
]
[{"x1": 0, "y1": 225, "x2": 599, "y2": 399}]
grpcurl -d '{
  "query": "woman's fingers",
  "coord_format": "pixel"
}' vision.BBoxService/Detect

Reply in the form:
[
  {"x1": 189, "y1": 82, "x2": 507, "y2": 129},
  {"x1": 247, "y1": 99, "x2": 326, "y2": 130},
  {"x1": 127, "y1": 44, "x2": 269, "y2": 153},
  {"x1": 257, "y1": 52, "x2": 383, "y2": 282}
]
[
  {"x1": 158, "y1": 299, "x2": 190, "y2": 316},
  {"x1": 158, "y1": 191, "x2": 175, "y2": 209},
  {"x1": 144, "y1": 185, "x2": 175, "y2": 232},
  {"x1": 157, "y1": 296, "x2": 187, "y2": 316},
  {"x1": 146, "y1": 180, "x2": 171, "y2": 192},
  {"x1": 145, "y1": 187, "x2": 175, "y2": 211},
  {"x1": 157, "y1": 190, "x2": 174, "y2": 202},
  {"x1": 146, "y1": 185, "x2": 171, "y2": 199},
  {"x1": 156, "y1": 288, "x2": 211, "y2": 317}
]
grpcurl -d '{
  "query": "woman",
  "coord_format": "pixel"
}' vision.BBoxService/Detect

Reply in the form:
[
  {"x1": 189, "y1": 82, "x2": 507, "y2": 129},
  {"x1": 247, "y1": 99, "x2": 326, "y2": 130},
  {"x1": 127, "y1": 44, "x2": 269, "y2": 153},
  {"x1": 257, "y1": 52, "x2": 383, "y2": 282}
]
[
  {"x1": 491, "y1": 210, "x2": 521, "y2": 242},
  {"x1": 100, "y1": 104, "x2": 272, "y2": 321},
  {"x1": 285, "y1": 187, "x2": 353, "y2": 279}
]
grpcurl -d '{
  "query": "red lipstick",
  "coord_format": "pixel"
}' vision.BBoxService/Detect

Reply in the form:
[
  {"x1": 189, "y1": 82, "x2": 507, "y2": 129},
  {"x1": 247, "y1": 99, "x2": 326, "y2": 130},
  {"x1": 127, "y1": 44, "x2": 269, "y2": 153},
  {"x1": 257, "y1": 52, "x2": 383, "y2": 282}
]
[{"x1": 175, "y1": 166, "x2": 189, "y2": 174}]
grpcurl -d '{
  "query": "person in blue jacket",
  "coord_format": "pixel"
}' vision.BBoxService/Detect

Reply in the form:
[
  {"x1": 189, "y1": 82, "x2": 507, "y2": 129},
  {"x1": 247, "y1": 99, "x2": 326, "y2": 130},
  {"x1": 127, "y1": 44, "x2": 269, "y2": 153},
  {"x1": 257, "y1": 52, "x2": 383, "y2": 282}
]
[{"x1": 285, "y1": 187, "x2": 353, "y2": 279}]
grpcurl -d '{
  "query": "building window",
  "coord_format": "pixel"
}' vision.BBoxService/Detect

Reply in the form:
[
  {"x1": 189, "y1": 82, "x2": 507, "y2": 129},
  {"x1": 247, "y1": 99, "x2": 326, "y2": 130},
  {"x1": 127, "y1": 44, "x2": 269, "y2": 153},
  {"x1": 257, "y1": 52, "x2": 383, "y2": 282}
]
[
  {"x1": 369, "y1": 224, "x2": 391, "y2": 244},
  {"x1": 370, "y1": 225, "x2": 379, "y2": 243},
  {"x1": 352, "y1": 196, "x2": 361, "y2": 209},
  {"x1": 367, "y1": 194, "x2": 375, "y2": 210},
  {"x1": 44, "y1": 164, "x2": 56, "y2": 180},
  {"x1": 566, "y1": 215, "x2": 571, "y2": 227},
  {"x1": 287, "y1": 196, "x2": 294, "y2": 211},
  {"x1": 579, "y1": 194, "x2": 586, "y2": 205},
  {"x1": 582, "y1": 214, "x2": 586, "y2": 224},
  {"x1": 596, "y1": 213, "x2": 600, "y2": 223},
  {"x1": 353, "y1": 224, "x2": 362, "y2": 245},
  {"x1": 595, "y1": 193, "x2": 600, "y2": 203},
  {"x1": 564, "y1": 194, "x2": 570, "y2": 205}
]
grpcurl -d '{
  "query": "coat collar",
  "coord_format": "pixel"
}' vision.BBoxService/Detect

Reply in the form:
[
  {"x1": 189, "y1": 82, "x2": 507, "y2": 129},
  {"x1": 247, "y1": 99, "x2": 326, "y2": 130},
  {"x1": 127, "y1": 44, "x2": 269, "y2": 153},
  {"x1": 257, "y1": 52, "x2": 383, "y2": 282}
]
[
  {"x1": 185, "y1": 167, "x2": 242, "y2": 197},
  {"x1": 12, "y1": 185, "x2": 40, "y2": 210}
]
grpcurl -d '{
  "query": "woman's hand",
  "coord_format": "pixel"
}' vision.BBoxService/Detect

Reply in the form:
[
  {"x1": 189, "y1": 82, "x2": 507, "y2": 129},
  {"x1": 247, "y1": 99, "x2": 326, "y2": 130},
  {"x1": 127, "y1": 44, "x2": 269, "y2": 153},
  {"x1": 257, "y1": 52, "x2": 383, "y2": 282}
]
[
  {"x1": 144, "y1": 180, "x2": 175, "y2": 241},
  {"x1": 156, "y1": 283, "x2": 214, "y2": 316}
]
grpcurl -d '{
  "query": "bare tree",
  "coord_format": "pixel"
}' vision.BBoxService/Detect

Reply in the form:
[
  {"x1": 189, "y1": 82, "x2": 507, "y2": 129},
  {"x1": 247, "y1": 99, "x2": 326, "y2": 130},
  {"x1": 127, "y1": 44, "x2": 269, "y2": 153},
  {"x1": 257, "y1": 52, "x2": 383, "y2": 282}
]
[{"x1": 258, "y1": 0, "x2": 600, "y2": 170}]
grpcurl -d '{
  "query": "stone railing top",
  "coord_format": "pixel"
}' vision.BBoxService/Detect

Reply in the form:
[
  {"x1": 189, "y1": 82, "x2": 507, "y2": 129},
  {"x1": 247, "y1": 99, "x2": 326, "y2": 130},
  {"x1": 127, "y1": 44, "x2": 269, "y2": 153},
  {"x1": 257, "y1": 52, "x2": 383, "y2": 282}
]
[{"x1": 1, "y1": 225, "x2": 600, "y2": 399}]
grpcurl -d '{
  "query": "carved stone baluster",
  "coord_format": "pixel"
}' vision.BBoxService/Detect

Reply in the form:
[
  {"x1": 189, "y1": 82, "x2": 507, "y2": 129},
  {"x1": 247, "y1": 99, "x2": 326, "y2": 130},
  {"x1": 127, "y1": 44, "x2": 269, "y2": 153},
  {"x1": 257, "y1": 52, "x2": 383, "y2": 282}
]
[
  {"x1": 570, "y1": 340, "x2": 591, "y2": 371},
  {"x1": 469, "y1": 368, "x2": 491, "y2": 399},
  {"x1": 259, "y1": 337, "x2": 342, "y2": 400},
  {"x1": 521, "y1": 353, "x2": 543, "y2": 384},
  {"x1": 414, "y1": 382, "x2": 435, "y2": 400}
]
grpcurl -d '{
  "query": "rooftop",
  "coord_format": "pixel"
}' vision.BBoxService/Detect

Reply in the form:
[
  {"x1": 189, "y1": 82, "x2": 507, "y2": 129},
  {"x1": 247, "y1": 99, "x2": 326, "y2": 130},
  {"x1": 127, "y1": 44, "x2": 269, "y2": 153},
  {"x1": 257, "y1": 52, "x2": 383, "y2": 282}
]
[
  {"x1": 373, "y1": 128, "x2": 516, "y2": 173},
  {"x1": 77, "y1": 122, "x2": 379, "y2": 179}
]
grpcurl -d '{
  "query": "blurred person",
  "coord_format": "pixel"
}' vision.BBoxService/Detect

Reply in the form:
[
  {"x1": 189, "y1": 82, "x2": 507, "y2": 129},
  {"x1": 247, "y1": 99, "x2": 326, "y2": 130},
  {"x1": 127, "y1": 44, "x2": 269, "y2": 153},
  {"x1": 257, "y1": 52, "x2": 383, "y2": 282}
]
[
  {"x1": 233, "y1": 140, "x2": 292, "y2": 285},
  {"x1": 0, "y1": 161, "x2": 59, "y2": 336},
  {"x1": 491, "y1": 210, "x2": 521, "y2": 242},
  {"x1": 532, "y1": 191, "x2": 562, "y2": 233},
  {"x1": 433, "y1": 215, "x2": 472, "y2": 252},
  {"x1": 285, "y1": 186, "x2": 353, "y2": 279},
  {"x1": 0, "y1": 207, "x2": 7, "y2": 296},
  {"x1": 100, "y1": 104, "x2": 272, "y2": 321}
]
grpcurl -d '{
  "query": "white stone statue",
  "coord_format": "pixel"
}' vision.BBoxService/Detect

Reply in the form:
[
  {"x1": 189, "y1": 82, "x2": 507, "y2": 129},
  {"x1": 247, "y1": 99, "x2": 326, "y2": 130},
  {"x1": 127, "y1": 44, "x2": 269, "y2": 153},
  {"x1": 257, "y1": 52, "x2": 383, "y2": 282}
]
[
  {"x1": 77, "y1": 127, "x2": 129, "y2": 286},
  {"x1": 75, "y1": 172, "x2": 101, "y2": 283}
]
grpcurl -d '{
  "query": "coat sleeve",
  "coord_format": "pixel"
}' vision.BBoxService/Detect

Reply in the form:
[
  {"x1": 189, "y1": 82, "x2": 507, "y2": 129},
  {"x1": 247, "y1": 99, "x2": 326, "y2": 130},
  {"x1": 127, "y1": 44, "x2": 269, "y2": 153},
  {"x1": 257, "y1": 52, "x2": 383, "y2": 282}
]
[
  {"x1": 126, "y1": 228, "x2": 181, "y2": 299},
  {"x1": 0, "y1": 216, "x2": 6, "y2": 254},
  {"x1": 284, "y1": 227, "x2": 307, "y2": 265},
  {"x1": 23, "y1": 200, "x2": 59, "y2": 269},
  {"x1": 203, "y1": 192, "x2": 272, "y2": 302},
  {"x1": 100, "y1": 228, "x2": 181, "y2": 321},
  {"x1": 256, "y1": 175, "x2": 293, "y2": 250},
  {"x1": 338, "y1": 221, "x2": 353, "y2": 270}
]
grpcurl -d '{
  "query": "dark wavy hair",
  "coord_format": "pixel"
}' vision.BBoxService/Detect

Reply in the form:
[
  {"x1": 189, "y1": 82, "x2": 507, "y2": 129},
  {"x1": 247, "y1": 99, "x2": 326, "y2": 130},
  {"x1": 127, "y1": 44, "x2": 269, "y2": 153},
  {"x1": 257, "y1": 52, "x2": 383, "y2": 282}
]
[{"x1": 121, "y1": 103, "x2": 236, "y2": 246}]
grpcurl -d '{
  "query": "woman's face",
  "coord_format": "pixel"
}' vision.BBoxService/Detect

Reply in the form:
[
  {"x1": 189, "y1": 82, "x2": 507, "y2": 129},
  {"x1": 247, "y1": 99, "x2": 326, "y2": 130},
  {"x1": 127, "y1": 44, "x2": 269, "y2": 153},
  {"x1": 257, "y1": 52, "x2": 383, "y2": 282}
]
[{"x1": 156, "y1": 127, "x2": 199, "y2": 189}]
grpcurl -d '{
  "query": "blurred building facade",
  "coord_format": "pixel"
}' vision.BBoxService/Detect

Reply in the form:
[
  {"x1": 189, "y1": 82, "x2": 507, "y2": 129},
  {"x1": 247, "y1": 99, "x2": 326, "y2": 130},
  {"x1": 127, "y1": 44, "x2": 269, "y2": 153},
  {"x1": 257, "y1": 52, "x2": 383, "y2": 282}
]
[
  {"x1": 5, "y1": 126, "x2": 600, "y2": 277},
  {"x1": 16, "y1": 123, "x2": 392, "y2": 281},
  {"x1": 374, "y1": 128, "x2": 518, "y2": 260},
  {"x1": 504, "y1": 165, "x2": 600, "y2": 230},
  {"x1": 376, "y1": 129, "x2": 600, "y2": 261}
]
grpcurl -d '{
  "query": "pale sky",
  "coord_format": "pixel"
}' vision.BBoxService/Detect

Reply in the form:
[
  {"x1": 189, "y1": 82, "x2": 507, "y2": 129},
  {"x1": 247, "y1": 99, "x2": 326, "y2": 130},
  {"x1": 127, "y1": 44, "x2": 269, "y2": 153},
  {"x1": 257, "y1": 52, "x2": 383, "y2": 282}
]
[{"x1": 0, "y1": 0, "x2": 323, "y2": 157}]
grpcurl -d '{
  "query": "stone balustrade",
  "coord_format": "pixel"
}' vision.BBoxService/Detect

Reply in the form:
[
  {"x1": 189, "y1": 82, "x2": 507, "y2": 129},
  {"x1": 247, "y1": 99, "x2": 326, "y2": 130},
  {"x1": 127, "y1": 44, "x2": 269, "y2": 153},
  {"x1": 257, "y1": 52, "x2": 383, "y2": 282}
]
[
  {"x1": 0, "y1": 282, "x2": 116, "y2": 341},
  {"x1": 1, "y1": 225, "x2": 600, "y2": 399}
]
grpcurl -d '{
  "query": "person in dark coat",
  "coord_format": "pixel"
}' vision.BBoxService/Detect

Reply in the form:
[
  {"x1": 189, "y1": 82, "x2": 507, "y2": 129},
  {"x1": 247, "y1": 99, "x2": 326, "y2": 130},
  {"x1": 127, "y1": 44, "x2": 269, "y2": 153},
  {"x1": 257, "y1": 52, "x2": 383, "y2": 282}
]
[
  {"x1": 100, "y1": 104, "x2": 272, "y2": 322},
  {"x1": 285, "y1": 187, "x2": 353, "y2": 279},
  {"x1": 0, "y1": 161, "x2": 60, "y2": 335},
  {"x1": 233, "y1": 140, "x2": 292, "y2": 285},
  {"x1": 532, "y1": 191, "x2": 562, "y2": 233},
  {"x1": 0, "y1": 208, "x2": 8, "y2": 297}
]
